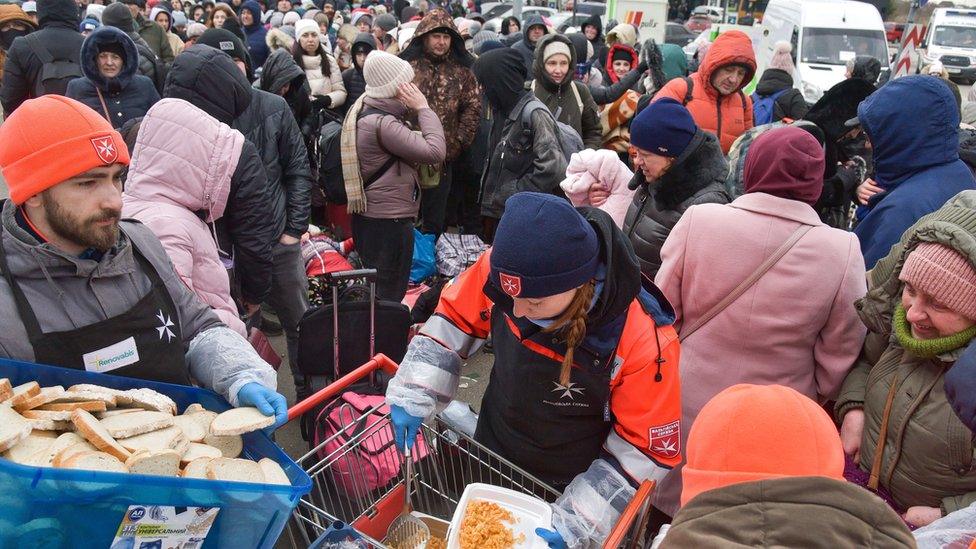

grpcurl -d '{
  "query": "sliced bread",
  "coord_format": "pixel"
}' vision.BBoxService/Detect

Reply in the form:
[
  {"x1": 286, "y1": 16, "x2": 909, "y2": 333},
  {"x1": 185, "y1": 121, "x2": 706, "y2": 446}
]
[
  {"x1": 22, "y1": 409, "x2": 74, "y2": 421},
  {"x1": 116, "y1": 425, "x2": 182, "y2": 454},
  {"x1": 0, "y1": 379, "x2": 12, "y2": 403},
  {"x1": 202, "y1": 433, "x2": 243, "y2": 459},
  {"x1": 125, "y1": 449, "x2": 181, "y2": 477},
  {"x1": 179, "y1": 442, "x2": 222, "y2": 465},
  {"x1": 4, "y1": 430, "x2": 57, "y2": 464},
  {"x1": 30, "y1": 432, "x2": 90, "y2": 467},
  {"x1": 183, "y1": 403, "x2": 207, "y2": 415},
  {"x1": 26, "y1": 418, "x2": 73, "y2": 432},
  {"x1": 51, "y1": 441, "x2": 98, "y2": 467},
  {"x1": 121, "y1": 388, "x2": 176, "y2": 415},
  {"x1": 61, "y1": 451, "x2": 128, "y2": 473},
  {"x1": 185, "y1": 410, "x2": 217, "y2": 435},
  {"x1": 13, "y1": 386, "x2": 65, "y2": 412},
  {"x1": 96, "y1": 408, "x2": 141, "y2": 419},
  {"x1": 210, "y1": 407, "x2": 274, "y2": 436},
  {"x1": 173, "y1": 433, "x2": 190, "y2": 457},
  {"x1": 70, "y1": 409, "x2": 131, "y2": 461},
  {"x1": 67, "y1": 384, "x2": 133, "y2": 406},
  {"x1": 37, "y1": 401, "x2": 108, "y2": 413},
  {"x1": 47, "y1": 391, "x2": 116, "y2": 408},
  {"x1": 258, "y1": 458, "x2": 290, "y2": 486},
  {"x1": 99, "y1": 411, "x2": 174, "y2": 438},
  {"x1": 5, "y1": 382, "x2": 40, "y2": 407},
  {"x1": 171, "y1": 415, "x2": 206, "y2": 443},
  {"x1": 0, "y1": 406, "x2": 33, "y2": 453},
  {"x1": 205, "y1": 457, "x2": 265, "y2": 484},
  {"x1": 182, "y1": 457, "x2": 213, "y2": 479}
]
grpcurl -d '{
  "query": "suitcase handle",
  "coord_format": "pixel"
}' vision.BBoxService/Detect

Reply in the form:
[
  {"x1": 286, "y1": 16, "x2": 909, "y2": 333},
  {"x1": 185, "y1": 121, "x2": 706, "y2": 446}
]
[
  {"x1": 324, "y1": 269, "x2": 378, "y2": 283},
  {"x1": 287, "y1": 354, "x2": 398, "y2": 421}
]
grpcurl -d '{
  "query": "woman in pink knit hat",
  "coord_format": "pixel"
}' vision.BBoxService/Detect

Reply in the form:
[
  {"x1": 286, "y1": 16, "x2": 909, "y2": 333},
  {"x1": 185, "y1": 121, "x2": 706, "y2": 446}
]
[{"x1": 835, "y1": 191, "x2": 976, "y2": 528}]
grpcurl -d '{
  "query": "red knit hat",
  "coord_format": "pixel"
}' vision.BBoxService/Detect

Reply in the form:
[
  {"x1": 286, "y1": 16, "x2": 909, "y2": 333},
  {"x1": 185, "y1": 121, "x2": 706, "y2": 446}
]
[
  {"x1": 681, "y1": 384, "x2": 844, "y2": 507},
  {"x1": 0, "y1": 96, "x2": 129, "y2": 205},
  {"x1": 899, "y1": 242, "x2": 976, "y2": 320}
]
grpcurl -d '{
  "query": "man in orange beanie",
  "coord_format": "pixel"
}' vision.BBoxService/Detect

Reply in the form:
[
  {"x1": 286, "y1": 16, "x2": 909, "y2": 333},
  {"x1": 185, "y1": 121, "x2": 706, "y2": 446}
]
[
  {"x1": 0, "y1": 96, "x2": 289, "y2": 429},
  {"x1": 658, "y1": 384, "x2": 914, "y2": 547}
]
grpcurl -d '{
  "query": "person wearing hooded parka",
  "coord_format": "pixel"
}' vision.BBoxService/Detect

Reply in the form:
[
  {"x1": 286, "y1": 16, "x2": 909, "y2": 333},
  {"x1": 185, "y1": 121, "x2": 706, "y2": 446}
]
[{"x1": 66, "y1": 26, "x2": 160, "y2": 129}]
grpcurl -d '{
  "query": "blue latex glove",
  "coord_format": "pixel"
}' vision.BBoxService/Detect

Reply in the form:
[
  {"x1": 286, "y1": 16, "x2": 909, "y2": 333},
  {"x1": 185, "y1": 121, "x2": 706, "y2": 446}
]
[
  {"x1": 946, "y1": 342, "x2": 976, "y2": 433},
  {"x1": 535, "y1": 528, "x2": 568, "y2": 549},
  {"x1": 390, "y1": 404, "x2": 423, "y2": 452},
  {"x1": 236, "y1": 382, "x2": 288, "y2": 433}
]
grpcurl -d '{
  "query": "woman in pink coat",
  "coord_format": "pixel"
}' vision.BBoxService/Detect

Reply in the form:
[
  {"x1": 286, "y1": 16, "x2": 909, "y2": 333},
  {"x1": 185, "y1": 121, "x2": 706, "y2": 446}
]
[
  {"x1": 652, "y1": 126, "x2": 868, "y2": 516},
  {"x1": 122, "y1": 98, "x2": 277, "y2": 337}
]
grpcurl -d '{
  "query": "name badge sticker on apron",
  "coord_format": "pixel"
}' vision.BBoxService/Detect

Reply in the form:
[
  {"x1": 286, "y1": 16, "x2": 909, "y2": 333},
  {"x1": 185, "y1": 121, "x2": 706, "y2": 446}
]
[{"x1": 83, "y1": 336, "x2": 140, "y2": 373}]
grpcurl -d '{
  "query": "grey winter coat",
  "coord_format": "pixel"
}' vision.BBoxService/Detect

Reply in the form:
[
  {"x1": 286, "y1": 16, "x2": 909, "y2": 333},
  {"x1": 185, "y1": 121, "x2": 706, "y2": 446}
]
[
  {"x1": 0, "y1": 201, "x2": 277, "y2": 405},
  {"x1": 357, "y1": 96, "x2": 447, "y2": 219},
  {"x1": 480, "y1": 92, "x2": 568, "y2": 219},
  {"x1": 623, "y1": 130, "x2": 731, "y2": 278}
]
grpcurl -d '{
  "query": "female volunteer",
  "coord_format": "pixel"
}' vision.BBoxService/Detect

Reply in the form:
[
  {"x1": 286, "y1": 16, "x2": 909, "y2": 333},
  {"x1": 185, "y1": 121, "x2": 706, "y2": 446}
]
[{"x1": 386, "y1": 192, "x2": 682, "y2": 548}]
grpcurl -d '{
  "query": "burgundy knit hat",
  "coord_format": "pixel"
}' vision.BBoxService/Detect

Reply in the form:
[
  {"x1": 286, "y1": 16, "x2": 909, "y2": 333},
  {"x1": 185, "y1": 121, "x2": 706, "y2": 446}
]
[
  {"x1": 743, "y1": 126, "x2": 824, "y2": 206},
  {"x1": 899, "y1": 242, "x2": 976, "y2": 320}
]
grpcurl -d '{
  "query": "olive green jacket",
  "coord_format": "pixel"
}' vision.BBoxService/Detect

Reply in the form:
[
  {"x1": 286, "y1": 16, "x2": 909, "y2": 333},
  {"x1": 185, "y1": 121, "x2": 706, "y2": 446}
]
[
  {"x1": 661, "y1": 477, "x2": 915, "y2": 548},
  {"x1": 835, "y1": 190, "x2": 976, "y2": 514}
]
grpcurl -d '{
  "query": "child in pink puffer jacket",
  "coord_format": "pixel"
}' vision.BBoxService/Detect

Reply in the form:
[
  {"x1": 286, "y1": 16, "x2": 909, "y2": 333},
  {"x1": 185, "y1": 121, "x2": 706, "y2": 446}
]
[{"x1": 560, "y1": 148, "x2": 635, "y2": 227}]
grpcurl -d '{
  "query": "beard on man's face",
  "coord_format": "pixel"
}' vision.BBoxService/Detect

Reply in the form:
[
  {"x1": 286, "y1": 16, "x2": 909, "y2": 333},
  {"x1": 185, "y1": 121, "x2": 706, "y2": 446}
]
[{"x1": 43, "y1": 196, "x2": 121, "y2": 252}]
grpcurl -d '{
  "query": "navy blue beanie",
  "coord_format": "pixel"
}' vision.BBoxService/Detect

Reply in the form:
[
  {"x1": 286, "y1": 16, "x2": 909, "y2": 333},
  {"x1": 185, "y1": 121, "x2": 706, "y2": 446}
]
[
  {"x1": 490, "y1": 193, "x2": 600, "y2": 299},
  {"x1": 630, "y1": 97, "x2": 697, "y2": 157}
]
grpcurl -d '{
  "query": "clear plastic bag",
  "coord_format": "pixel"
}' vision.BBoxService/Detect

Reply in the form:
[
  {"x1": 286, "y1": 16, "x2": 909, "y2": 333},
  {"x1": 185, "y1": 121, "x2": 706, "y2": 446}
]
[
  {"x1": 550, "y1": 460, "x2": 636, "y2": 549},
  {"x1": 385, "y1": 336, "x2": 461, "y2": 419},
  {"x1": 914, "y1": 502, "x2": 976, "y2": 549}
]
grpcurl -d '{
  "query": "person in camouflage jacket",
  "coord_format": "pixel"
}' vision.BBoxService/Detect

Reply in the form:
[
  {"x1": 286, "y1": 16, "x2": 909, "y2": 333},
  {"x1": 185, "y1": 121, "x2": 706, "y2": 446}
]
[{"x1": 400, "y1": 8, "x2": 482, "y2": 234}]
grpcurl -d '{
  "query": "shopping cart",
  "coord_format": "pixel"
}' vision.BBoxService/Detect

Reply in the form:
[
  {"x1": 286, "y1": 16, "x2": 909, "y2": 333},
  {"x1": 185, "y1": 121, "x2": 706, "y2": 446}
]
[{"x1": 281, "y1": 354, "x2": 656, "y2": 548}]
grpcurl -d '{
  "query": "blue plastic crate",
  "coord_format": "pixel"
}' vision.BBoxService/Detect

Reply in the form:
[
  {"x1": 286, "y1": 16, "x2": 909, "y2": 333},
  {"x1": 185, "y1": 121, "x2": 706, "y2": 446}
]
[{"x1": 0, "y1": 357, "x2": 312, "y2": 548}]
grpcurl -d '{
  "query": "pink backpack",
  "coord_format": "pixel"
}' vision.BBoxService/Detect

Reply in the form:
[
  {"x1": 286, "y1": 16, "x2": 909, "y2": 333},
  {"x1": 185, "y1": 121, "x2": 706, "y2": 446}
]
[{"x1": 314, "y1": 392, "x2": 429, "y2": 498}]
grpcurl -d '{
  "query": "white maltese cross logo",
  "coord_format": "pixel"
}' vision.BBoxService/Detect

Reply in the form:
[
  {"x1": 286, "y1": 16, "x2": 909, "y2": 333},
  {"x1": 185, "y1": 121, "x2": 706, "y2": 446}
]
[
  {"x1": 90, "y1": 136, "x2": 118, "y2": 164},
  {"x1": 499, "y1": 273, "x2": 522, "y2": 297},
  {"x1": 551, "y1": 381, "x2": 585, "y2": 400},
  {"x1": 156, "y1": 310, "x2": 176, "y2": 342}
]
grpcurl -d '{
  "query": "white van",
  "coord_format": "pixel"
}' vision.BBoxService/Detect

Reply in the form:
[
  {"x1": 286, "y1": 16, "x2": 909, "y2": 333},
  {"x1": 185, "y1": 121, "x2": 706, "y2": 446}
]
[
  {"x1": 920, "y1": 8, "x2": 976, "y2": 84},
  {"x1": 755, "y1": 0, "x2": 888, "y2": 103}
]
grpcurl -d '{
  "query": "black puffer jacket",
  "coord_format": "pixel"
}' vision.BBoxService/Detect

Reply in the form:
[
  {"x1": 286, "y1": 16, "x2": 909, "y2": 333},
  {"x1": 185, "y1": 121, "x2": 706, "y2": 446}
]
[
  {"x1": 754, "y1": 68, "x2": 808, "y2": 122},
  {"x1": 65, "y1": 26, "x2": 160, "y2": 129},
  {"x1": 623, "y1": 130, "x2": 731, "y2": 278},
  {"x1": 340, "y1": 32, "x2": 375, "y2": 113},
  {"x1": 164, "y1": 45, "x2": 312, "y2": 239},
  {"x1": 0, "y1": 0, "x2": 83, "y2": 113}
]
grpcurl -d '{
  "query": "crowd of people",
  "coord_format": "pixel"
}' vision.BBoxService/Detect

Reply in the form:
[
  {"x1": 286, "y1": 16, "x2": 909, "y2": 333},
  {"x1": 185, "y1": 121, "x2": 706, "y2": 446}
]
[{"x1": 1, "y1": 0, "x2": 976, "y2": 546}]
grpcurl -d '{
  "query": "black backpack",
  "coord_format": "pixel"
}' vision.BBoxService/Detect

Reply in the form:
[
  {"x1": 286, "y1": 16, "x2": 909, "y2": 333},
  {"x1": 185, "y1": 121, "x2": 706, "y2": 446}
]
[
  {"x1": 24, "y1": 34, "x2": 83, "y2": 97},
  {"x1": 319, "y1": 107, "x2": 398, "y2": 205},
  {"x1": 134, "y1": 42, "x2": 167, "y2": 94}
]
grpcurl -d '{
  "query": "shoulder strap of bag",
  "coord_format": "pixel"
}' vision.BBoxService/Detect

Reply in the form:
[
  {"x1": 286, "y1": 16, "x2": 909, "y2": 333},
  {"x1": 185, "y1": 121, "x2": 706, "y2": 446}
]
[
  {"x1": 739, "y1": 89, "x2": 748, "y2": 113},
  {"x1": 679, "y1": 224, "x2": 813, "y2": 342},
  {"x1": 358, "y1": 107, "x2": 396, "y2": 187},
  {"x1": 24, "y1": 34, "x2": 54, "y2": 64},
  {"x1": 94, "y1": 87, "x2": 112, "y2": 123},
  {"x1": 571, "y1": 81, "x2": 583, "y2": 113},
  {"x1": 682, "y1": 76, "x2": 694, "y2": 106}
]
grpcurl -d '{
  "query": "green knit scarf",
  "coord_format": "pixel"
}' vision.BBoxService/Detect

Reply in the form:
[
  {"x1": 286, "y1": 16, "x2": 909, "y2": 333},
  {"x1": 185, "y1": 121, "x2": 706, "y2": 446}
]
[{"x1": 893, "y1": 303, "x2": 976, "y2": 359}]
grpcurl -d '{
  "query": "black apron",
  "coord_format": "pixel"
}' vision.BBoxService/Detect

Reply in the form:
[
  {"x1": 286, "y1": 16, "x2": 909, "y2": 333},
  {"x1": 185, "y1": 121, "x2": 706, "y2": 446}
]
[
  {"x1": 0, "y1": 230, "x2": 191, "y2": 386},
  {"x1": 474, "y1": 302, "x2": 621, "y2": 488}
]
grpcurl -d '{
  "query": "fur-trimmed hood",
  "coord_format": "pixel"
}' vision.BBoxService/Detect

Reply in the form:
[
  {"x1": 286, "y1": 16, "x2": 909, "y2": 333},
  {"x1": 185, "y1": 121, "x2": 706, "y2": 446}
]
[
  {"x1": 266, "y1": 26, "x2": 294, "y2": 52},
  {"x1": 80, "y1": 26, "x2": 140, "y2": 92},
  {"x1": 399, "y1": 7, "x2": 473, "y2": 68},
  {"x1": 634, "y1": 129, "x2": 730, "y2": 210}
]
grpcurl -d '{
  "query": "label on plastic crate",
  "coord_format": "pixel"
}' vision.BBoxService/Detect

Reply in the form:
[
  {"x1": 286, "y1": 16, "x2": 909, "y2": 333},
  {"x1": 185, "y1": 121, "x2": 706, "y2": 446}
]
[{"x1": 111, "y1": 505, "x2": 219, "y2": 548}]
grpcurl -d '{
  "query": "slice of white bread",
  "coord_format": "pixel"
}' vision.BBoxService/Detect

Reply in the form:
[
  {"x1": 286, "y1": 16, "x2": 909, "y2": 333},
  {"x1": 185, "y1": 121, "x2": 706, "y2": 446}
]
[
  {"x1": 13, "y1": 386, "x2": 65, "y2": 412},
  {"x1": 3, "y1": 430, "x2": 56, "y2": 464},
  {"x1": 179, "y1": 442, "x2": 222, "y2": 466},
  {"x1": 0, "y1": 379, "x2": 12, "y2": 403},
  {"x1": 70, "y1": 409, "x2": 131, "y2": 461},
  {"x1": 120, "y1": 388, "x2": 176, "y2": 415},
  {"x1": 60, "y1": 450, "x2": 128, "y2": 473},
  {"x1": 30, "y1": 433, "x2": 90, "y2": 467},
  {"x1": 0, "y1": 406, "x2": 33, "y2": 453},
  {"x1": 22, "y1": 409, "x2": 73, "y2": 421},
  {"x1": 37, "y1": 401, "x2": 108, "y2": 413},
  {"x1": 96, "y1": 408, "x2": 141, "y2": 419},
  {"x1": 125, "y1": 449, "x2": 181, "y2": 477},
  {"x1": 183, "y1": 403, "x2": 207, "y2": 415},
  {"x1": 185, "y1": 410, "x2": 217, "y2": 435},
  {"x1": 5, "y1": 382, "x2": 40, "y2": 407},
  {"x1": 182, "y1": 457, "x2": 213, "y2": 479},
  {"x1": 26, "y1": 418, "x2": 73, "y2": 432},
  {"x1": 210, "y1": 407, "x2": 274, "y2": 436},
  {"x1": 99, "y1": 411, "x2": 174, "y2": 439},
  {"x1": 117, "y1": 425, "x2": 182, "y2": 454},
  {"x1": 173, "y1": 433, "x2": 190, "y2": 457},
  {"x1": 171, "y1": 415, "x2": 206, "y2": 443},
  {"x1": 258, "y1": 458, "x2": 290, "y2": 486},
  {"x1": 205, "y1": 457, "x2": 265, "y2": 484},
  {"x1": 47, "y1": 391, "x2": 116, "y2": 408},
  {"x1": 202, "y1": 433, "x2": 242, "y2": 458},
  {"x1": 51, "y1": 441, "x2": 98, "y2": 467},
  {"x1": 67, "y1": 384, "x2": 133, "y2": 406}
]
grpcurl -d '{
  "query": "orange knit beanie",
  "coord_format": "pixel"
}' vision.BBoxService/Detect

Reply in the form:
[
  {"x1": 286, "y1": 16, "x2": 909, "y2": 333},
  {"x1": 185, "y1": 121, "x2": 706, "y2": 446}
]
[
  {"x1": 680, "y1": 384, "x2": 844, "y2": 507},
  {"x1": 0, "y1": 96, "x2": 129, "y2": 205}
]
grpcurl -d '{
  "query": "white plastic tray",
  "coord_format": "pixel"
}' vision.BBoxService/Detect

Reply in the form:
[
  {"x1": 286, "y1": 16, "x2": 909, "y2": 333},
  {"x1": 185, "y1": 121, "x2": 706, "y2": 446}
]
[{"x1": 446, "y1": 483, "x2": 552, "y2": 549}]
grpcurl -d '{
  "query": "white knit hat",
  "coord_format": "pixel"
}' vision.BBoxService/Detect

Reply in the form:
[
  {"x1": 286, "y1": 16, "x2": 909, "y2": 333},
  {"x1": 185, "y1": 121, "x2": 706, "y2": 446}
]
[
  {"x1": 364, "y1": 50, "x2": 415, "y2": 99},
  {"x1": 283, "y1": 11, "x2": 301, "y2": 26},
  {"x1": 295, "y1": 19, "x2": 319, "y2": 39},
  {"x1": 543, "y1": 41, "x2": 572, "y2": 63}
]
